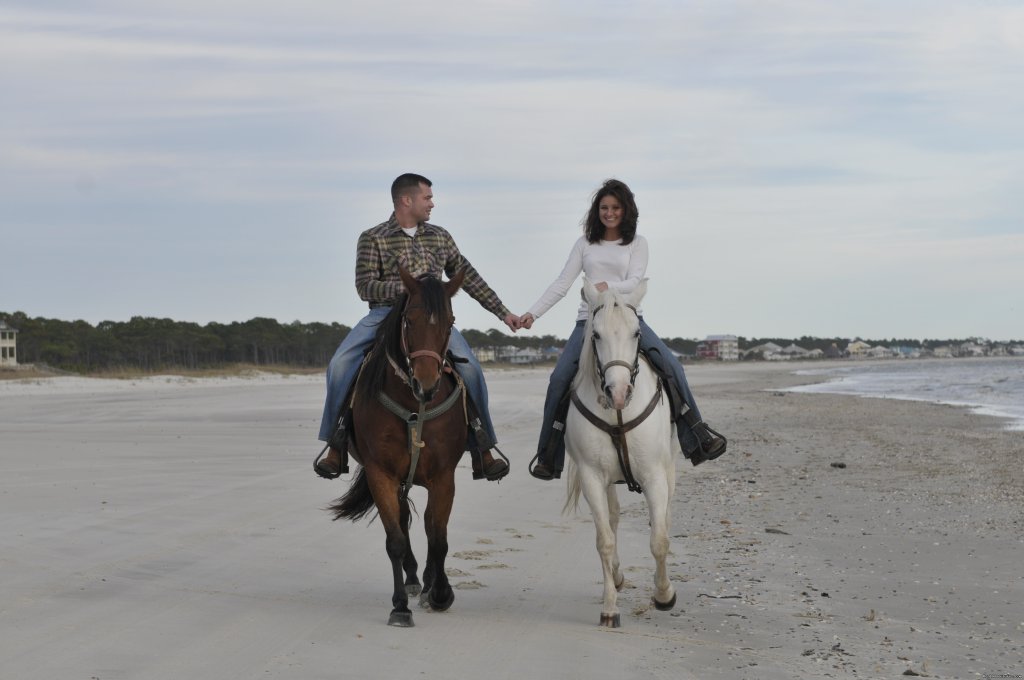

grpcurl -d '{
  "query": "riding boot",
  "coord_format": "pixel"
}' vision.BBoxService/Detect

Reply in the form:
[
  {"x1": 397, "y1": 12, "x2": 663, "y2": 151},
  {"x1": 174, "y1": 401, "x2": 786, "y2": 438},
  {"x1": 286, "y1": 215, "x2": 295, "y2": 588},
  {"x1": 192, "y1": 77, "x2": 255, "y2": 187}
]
[
  {"x1": 314, "y1": 408, "x2": 352, "y2": 479},
  {"x1": 678, "y1": 405, "x2": 727, "y2": 466},
  {"x1": 530, "y1": 394, "x2": 570, "y2": 481},
  {"x1": 471, "y1": 448, "x2": 510, "y2": 481},
  {"x1": 466, "y1": 401, "x2": 509, "y2": 482}
]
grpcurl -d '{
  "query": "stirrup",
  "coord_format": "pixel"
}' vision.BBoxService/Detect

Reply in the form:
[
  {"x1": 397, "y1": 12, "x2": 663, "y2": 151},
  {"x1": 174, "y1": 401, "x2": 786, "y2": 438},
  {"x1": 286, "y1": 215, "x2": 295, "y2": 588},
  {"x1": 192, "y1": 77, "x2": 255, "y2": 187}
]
[
  {"x1": 694, "y1": 422, "x2": 727, "y2": 459},
  {"x1": 528, "y1": 453, "x2": 556, "y2": 481},
  {"x1": 313, "y1": 443, "x2": 348, "y2": 479},
  {"x1": 472, "y1": 446, "x2": 510, "y2": 481}
]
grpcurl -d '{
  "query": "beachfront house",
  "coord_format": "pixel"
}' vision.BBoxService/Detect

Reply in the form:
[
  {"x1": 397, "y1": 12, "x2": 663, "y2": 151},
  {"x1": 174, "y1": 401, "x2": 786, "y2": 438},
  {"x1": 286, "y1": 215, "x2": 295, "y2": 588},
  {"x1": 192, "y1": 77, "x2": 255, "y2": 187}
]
[
  {"x1": 505, "y1": 347, "x2": 544, "y2": 365},
  {"x1": 781, "y1": 343, "x2": 813, "y2": 358},
  {"x1": 744, "y1": 342, "x2": 784, "y2": 360},
  {"x1": 867, "y1": 345, "x2": 898, "y2": 359},
  {"x1": 846, "y1": 340, "x2": 872, "y2": 358},
  {"x1": 697, "y1": 335, "x2": 739, "y2": 361},
  {"x1": 477, "y1": 345, "x2": 546, "y2": 364},
  {"x1": 0, "y1": 320, "x2": 17, "y2": 367},
  {"x1": 959, "y1": 341, "x2": 987, "y2": 357}
]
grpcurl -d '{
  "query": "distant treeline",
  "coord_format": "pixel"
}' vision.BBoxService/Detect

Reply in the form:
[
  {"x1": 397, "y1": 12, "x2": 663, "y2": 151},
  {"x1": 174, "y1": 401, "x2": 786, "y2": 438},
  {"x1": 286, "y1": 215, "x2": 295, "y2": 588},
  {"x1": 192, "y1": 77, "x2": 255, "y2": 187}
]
[
  {"x1": 2, "y1": 312, "x2": 351, "y2": 372},
  {"x1": 0, "y1": 311, "x2": 996, "y2": 373},
  {"x1": 1, "y1": 311, "x2": 573, "y2": 373}
]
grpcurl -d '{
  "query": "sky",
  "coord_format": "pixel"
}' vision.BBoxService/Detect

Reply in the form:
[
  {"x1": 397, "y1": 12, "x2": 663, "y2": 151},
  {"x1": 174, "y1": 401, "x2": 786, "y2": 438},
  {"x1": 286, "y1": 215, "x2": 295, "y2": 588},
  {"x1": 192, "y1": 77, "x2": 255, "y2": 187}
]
[{"x1": 2, "y1": 1, "x2": 1022, "y2": 341}]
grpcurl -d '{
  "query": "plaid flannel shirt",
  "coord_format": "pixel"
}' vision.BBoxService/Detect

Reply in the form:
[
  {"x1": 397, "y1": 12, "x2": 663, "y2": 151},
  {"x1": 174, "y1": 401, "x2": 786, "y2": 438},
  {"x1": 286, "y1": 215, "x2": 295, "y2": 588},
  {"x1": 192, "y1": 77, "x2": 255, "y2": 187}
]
[{"x1": 354, "y1": 213, "x2": 511, "y2": 320}]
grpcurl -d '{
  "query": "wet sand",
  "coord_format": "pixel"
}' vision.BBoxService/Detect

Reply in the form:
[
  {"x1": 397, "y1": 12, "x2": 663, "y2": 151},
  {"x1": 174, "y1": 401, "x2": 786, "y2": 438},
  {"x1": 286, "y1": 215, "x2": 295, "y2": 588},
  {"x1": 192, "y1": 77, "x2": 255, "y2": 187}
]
[{"x1": 1, "y1": 362, "x2": 1021, "y2": 679}]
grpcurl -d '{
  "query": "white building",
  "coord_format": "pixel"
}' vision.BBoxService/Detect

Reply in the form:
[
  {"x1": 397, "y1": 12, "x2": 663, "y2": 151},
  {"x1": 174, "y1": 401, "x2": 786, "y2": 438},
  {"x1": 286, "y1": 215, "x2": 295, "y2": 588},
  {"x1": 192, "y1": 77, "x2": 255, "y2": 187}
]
[
  {"x1": 0, "y1": 320, "x2": 17, "y2": 366},
  {"x1": 698, "y1": 335, "x2": 739, "y2": 361}
]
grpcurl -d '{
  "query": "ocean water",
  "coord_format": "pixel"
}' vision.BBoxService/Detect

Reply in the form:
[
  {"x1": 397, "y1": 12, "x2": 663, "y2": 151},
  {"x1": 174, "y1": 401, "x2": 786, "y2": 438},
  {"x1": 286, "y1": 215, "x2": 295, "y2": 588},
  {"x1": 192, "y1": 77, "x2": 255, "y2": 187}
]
[{"x1": 785, "y1": 357, "x2": 1024, "y2": 431}]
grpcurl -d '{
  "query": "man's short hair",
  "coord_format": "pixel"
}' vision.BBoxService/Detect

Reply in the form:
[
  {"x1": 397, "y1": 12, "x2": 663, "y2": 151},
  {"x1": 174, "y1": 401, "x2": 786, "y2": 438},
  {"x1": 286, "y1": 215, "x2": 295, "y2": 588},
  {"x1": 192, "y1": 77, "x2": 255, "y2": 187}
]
[{"x1": 391, "y1": 173, "x2": 432, "y2": 203}]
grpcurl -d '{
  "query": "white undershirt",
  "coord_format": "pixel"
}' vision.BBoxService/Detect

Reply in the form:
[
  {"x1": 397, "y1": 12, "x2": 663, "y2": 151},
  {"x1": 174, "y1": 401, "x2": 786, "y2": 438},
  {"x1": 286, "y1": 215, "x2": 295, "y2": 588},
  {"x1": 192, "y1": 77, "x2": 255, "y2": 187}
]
[
  {"x1": 401, "y1": 226, "x2": 418, "y2": 238},
  {"x1": 527, "y1": 235, "x2": 649, "y2": 321}
]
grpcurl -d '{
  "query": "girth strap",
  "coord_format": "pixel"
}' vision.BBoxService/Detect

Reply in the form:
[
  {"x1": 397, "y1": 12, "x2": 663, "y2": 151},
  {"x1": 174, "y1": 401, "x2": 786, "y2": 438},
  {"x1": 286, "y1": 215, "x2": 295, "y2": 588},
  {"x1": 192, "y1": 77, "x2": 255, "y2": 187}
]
[
  {"x1": 376, "y1": 376, "x2": 466, "y2": 499},
  {"x1": 569, "y1": 384, "x2": 663, "y2": 494}
]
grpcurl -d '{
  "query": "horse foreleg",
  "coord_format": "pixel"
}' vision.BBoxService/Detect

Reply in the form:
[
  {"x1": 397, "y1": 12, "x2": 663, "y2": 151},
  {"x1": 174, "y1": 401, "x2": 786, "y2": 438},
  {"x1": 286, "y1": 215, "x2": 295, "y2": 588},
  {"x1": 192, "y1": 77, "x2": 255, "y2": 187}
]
[
  {"x1": 370, "y1": 476, "x2": 414, "y2": 627},
  {"x1": 399, "y1": 496, "x2": 421, "y2": 597},
  {"x1": 421, "y1": 475, "x2": 456, "y2": 612},
  {"x1": 645, "y1": 475, "x2": 676, "y2": 611},
  {"x1": 581, "y1": 472, "x2": 620, "y2": 627},
  {"x1": 605, "y1": 484, "x2": 624, "y2": 591}
]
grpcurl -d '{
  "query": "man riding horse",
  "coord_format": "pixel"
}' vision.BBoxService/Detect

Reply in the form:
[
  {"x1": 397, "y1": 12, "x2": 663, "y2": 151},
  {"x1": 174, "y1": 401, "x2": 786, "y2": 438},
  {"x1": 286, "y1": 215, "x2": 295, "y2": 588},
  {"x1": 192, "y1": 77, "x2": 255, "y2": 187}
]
[{"x1": 315, "y1": 173, "x2": 519, "y2": 483}]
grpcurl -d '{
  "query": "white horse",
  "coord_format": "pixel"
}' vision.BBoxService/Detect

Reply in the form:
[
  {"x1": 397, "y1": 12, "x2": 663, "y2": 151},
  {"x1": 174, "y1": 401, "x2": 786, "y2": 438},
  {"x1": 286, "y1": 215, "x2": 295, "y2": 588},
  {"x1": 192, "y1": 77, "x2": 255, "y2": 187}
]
[{"x1": 563, "y1": 278, "x2": 678, "y2": 627}]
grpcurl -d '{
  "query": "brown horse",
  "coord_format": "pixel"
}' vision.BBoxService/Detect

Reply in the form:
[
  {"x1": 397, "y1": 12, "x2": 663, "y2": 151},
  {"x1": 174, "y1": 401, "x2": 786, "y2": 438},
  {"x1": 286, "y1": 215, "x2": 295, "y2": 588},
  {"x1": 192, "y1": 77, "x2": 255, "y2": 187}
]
[{"x1": 329, "y1": 266, "x2": 468, "y2": 627}]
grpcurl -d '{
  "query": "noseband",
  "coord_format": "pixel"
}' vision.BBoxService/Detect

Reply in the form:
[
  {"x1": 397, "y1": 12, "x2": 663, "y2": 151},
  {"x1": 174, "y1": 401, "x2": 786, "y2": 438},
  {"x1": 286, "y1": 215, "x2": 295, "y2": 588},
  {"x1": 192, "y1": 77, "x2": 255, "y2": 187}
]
[{"x1": 590, "y1": 302, "x2": 641, "y2": 395}]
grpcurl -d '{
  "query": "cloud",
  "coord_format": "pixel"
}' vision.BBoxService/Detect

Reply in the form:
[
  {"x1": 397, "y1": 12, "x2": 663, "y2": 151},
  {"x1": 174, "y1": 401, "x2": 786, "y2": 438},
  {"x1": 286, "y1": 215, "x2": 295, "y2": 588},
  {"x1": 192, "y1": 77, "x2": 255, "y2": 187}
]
[{"x1": 1, "y1": 1, "x2": 1022, "y2": 339}]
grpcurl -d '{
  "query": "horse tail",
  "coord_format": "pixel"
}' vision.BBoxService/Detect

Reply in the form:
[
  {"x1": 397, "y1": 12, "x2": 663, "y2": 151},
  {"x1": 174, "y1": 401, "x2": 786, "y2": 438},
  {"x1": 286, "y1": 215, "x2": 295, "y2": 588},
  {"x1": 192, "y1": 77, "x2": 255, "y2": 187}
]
[
  {"x1": 562, "y1": 457, "x2": 582, "y2": 515},
  {"x1": 329, "y1": 467, "x2": 376, "y2": 522}
]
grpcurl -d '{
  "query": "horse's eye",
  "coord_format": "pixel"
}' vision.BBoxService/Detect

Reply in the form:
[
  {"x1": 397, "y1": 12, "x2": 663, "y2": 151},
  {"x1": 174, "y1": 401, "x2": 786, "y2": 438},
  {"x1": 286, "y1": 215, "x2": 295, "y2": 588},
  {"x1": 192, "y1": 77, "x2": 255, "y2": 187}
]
[
  {"x1": 593, "y1": 332, "x2": 601, "y2": 341},
  {"x1": 634, "y1": 330, "x2": 641, "y2": 339}
]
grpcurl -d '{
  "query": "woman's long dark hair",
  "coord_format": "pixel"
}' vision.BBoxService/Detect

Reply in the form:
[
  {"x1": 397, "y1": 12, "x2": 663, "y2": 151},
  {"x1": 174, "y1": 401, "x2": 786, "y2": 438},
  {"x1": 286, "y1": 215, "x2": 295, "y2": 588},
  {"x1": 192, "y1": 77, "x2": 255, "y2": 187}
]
[{"x1": 584, "y1": 179, "x2": 638, "y2": 245}]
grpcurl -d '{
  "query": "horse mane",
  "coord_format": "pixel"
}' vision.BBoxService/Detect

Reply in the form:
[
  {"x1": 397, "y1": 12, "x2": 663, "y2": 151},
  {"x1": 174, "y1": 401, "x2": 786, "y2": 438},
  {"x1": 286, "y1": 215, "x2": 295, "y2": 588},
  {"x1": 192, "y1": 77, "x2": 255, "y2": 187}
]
[{"x1": 355, "y1": 275, "x2": 451, "y2": 407}]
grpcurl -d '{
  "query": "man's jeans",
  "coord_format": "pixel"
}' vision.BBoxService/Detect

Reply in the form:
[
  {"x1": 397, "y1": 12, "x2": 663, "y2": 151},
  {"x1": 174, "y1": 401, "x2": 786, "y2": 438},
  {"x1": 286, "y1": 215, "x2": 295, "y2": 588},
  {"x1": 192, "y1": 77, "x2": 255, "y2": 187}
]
[
  {"x1": 535, "y1": 317, "x2": 702, "y2": 465},
  {"x1": 318, "y1": 307, "x2": 497, "y2": 449}
]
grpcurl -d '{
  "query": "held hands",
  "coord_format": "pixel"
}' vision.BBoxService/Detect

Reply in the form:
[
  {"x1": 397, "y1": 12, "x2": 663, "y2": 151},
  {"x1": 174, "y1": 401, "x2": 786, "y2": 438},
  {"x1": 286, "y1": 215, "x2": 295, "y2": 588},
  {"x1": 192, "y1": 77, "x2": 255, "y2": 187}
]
[{"x1": 503, "y1": 312, "x2": 535, "y2": 332}]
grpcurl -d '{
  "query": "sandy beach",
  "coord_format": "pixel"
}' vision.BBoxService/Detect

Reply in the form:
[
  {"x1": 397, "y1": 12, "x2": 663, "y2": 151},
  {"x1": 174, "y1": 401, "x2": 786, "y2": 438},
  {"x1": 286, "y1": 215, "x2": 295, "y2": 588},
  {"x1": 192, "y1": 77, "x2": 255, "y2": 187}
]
[{"x1": 1, "y1": 362, "x2": 1021, "y2": 679}]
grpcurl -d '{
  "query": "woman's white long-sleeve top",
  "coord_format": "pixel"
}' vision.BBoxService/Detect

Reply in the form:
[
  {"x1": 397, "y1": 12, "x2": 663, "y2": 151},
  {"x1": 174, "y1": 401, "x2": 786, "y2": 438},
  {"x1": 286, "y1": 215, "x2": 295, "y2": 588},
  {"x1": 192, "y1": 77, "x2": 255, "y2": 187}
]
[{"x1": 526, "y1": 234, "x2": 649, "y2": 322}]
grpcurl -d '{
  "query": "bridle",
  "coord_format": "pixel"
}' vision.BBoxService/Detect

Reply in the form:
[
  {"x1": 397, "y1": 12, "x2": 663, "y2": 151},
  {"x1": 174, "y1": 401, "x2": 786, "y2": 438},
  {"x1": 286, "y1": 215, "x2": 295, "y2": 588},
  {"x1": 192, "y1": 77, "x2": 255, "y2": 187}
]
[
  {"x1": 589, "y1": 302, "x2": 641, "y2": 396},
  {"x1": 390, "y1": 294, "x2": 455, "y2": 393}
]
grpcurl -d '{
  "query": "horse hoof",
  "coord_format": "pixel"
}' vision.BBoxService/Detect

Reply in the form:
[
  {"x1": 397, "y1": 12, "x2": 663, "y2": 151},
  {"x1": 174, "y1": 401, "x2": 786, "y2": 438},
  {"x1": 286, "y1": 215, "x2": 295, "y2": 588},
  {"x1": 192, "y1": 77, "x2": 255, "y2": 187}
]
[
  {"x1": 419, "y1": 589, "x2": 431, "y2": 608},
  {"x1": 653, "y1": 592, "x2": 677, "y2": 611},
  {"x1": 599, "y1": 613, "x2": 621, "y2": 628},
  {"x1": 387, "y1": 610, "x2": 414, "y2": 627},
  {"x1": 429, "y1": 588, "x2": 455, "y2": 612},
  {"x1": 406, "y1": 583, "x2": 422, "y2": 597}
]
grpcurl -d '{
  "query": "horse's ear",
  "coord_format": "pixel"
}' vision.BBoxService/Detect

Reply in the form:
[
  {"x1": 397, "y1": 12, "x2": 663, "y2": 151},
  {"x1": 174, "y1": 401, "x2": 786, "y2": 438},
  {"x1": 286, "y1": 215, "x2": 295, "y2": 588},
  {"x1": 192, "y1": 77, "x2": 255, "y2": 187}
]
[
  {"x1": 445, "y1": 268, "x2": 465, "y2": 297},
  {"x1": 581, "y1": 277, "x2": 601, "y2": 306},
  {"x1": 399, "y1": 264, "x2": 418, "y2": 293},
  {"x1": 624, "y1": 278, "x2": 648, "y2": 307}
]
